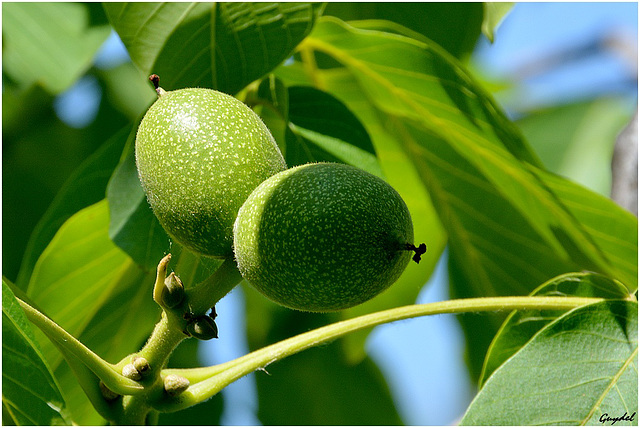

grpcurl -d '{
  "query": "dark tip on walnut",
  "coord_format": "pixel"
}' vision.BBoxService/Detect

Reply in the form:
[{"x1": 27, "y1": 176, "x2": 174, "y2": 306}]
[
  {"x1": 149, "y1": 74, "x2": 160, "y2": 90},
  {"x1": 404, "y1": 243, "x2": 427, "y2": 264}
]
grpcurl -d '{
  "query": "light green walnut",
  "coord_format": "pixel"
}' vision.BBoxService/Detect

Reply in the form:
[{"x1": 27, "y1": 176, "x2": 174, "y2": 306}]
[
  {"x1": 135, "y1": 76, "x2": 286, "y2": 258},
  {"x1": 233, "y1": 162, "x2": 425, "y2": 312}
]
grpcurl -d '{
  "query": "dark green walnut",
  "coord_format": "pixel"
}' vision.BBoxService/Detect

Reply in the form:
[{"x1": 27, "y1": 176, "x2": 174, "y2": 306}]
[
  {"x1": 135, "y1": 75, "x2": 286, "y2": 257},
  {"x1": 233, "y1": 162, "x2": 426, "y2": 312}
]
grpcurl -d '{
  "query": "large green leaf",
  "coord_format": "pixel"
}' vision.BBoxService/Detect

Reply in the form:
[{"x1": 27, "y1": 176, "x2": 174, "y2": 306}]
[
  {"x1": 26, "y1": 201, "x2": 132, "y2": 368},
  {"x1": 104, "y1": 2, "x2": 325, "y2": 94},
  {"x1": 479, "y1": 272, "x2": 632, "y2": 387},
  {"x1": 307, "y1": 18, "x2": 609, "y2": 265},
  {"x1": 2, "y1": 2, "x2": 110, "y2": 93},
  {"x1": 461, "y1": 300, "x2": 638, "y2": 425},
  {"x1": 2, "y1": 280, "x2": 70, "y2": 425},
  {"x1": 23, "y1": 200, "x2": 162, "y2": 424},
  {"x1": 536, "y1": 168, "x2": 638, "y2": 292},
  {"x1": 300, "y1": 17, "x2": 637, "y2": 292}
]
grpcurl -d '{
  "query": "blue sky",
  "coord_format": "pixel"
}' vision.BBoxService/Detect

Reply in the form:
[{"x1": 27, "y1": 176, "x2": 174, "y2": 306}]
[{"x1": 54, "y1": 3, "x2": 638, "y2": 425}]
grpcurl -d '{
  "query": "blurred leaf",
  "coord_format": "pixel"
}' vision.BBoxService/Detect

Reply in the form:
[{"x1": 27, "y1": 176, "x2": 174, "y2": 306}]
[
  {"x1": 481, "y1": 3, "x2": 514, "y2": 43},
  {"x1": 461, "y1": 300, "x2": 638, "y2": 425},
  {"x1": 256, "y1": 74, "x2": 289, "y2": 118},
  {"x1": 15, "y1": 126, "x2": 130, "y2": 290},
  {"x1": 517, "y1": 98, "x2": 633, "y2": 196},
  {"x1": 480, "y1": 272, "x2": 632, "y2": 387},
  {"x1": 96, "y1": 62, "x2": 157, "y2": 120},
  {"x1": 3, "y1": 73, "x2": 131, "y2": 283},
  {"x1": 253, "y1": 78, "x2": 382, "y2": 174},
  {"x1": 323, "y1": 2, "x2": 484, "y2": 60},
  {"x1": 106, "y1": 140, "x2": 172, "y2": 271},
  {"x1": 257, "y1": 346, "x2": 403, "y2": 425},
  {"x1": 2, "y1": 280, "x2": 71, "y2": 425},
  {"x1": 104, "y1": 2, "x2": 324, "y2": 94},
  {"x1": 2, "y1": 3, "x2": 110, "y2": 94}
]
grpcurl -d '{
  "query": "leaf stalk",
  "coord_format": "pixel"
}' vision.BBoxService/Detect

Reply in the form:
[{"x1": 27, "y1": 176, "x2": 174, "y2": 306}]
[{"x1": 16, "y1": 297, "x2": 143, "y2": 396}]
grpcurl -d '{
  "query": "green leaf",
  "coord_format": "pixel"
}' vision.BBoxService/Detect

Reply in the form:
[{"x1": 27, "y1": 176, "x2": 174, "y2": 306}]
[
  {"x1": 536, "y1": 168, "x2": 638, "y2": 291},
  {"x1": 256, "y1": 74, "x2": 290, "y2": 119},
  {"x1": 302, "y1": 17, "x2": 636, "y2": 292},
  {"x1": 16, "y1": 126, "x2": 130, "y2": 290},
  {"x1": 25, "y1": 201, "x2": 132, "y2": 371},
  {"x1": 23, "y1": 200, "x2": 162, "y2": 424},
  {"x1": 461, "y1": 300, "x2": 638, "y2": 425},
  {"x1": 104, "y1": 2, "x2": 325, "y2": 94},
  {"x1": 2, "y1": 2, "x2": 110, "y2": 93},
  {"x1": 480, "y1": 272, "x2": 632, "y2": 387},
  {"x1": 106, "y1": 142, "x2": 171, "y2": 270},
  {"x1": 285, "y1": 86, "x2": 381, "y2": 175},
  {"x1": 481, "y1": 3, "x2": 514, "y2": 43},
  {"x1": 2, "y1": 280, "x2": 71, "y2": 425},
  {"x1": 252, "y1": 74, "x2": 290, "y2": 150},
  {"x1": 53, "y1": 263, "x2": 159, "y2": 426},
  {"x1": 96, "y1": 63, "x2": 158, "y2": 121}
]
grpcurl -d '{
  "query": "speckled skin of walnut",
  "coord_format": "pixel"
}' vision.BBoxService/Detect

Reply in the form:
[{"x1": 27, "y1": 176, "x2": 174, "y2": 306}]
[
  {"x1": 233, "y1": 162, "x2": 415, "y2": 312},
  {"x1": 136, "y1": 87, "x2": 286, "y2": 257}
]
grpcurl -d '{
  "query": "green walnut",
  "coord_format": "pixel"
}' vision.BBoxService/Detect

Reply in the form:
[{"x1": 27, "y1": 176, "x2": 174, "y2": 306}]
[
  {"x1": 233, "y1": 162, "x2": 426, "y2": 312},
  {"x1": 135, "y1": 75, "x2": 286, "y2": 257}
]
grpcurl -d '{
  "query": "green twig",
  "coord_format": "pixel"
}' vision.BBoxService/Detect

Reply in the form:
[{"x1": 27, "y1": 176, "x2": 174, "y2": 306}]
[
  {"x1": 136, "y1": 311, "x2": 187, "y2": 372},
  {"x1": 16, "y1": 297, "x2": 143, "y2": 396},
  {"x1": 159, "y1": 295, "x2": 603, "y2": 411}
]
